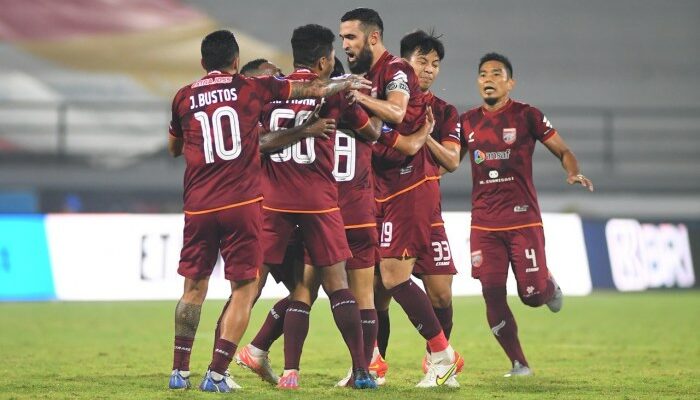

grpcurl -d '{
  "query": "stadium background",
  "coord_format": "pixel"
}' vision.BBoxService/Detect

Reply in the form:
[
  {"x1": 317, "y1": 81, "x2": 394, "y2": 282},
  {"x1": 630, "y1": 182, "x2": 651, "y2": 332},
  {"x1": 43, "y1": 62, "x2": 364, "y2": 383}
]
[{"x1": 0, "y1": 1, "x2": 698, "y2": 398}]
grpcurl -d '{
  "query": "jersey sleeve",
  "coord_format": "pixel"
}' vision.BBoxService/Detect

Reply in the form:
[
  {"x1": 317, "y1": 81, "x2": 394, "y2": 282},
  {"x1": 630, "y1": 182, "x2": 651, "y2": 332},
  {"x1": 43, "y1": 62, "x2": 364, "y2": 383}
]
[
  {"x1": 527, "y1": 106, "x2": 556, "y2": 142},
  {"x1": 255, "y1": 75, "x2": 292, "y2": 103},
  {"x1": 377, "y1": 123, "x2": 400, "y2": 147},
  {"x1": 341, "y1": 95, "x2": 371, "y2": 130},
  {"x1": 458, "y1": 112, "x2": 471, "y2": 148},
  {"x1": 168, "y1": 90, "x2": 184, "y2": 138},
  {"x1": 439, "y1": 104, "x2": 461, "y2": 145},
  {"x1": 384, "y1": 63, "x2": 411, "y2": 98}
]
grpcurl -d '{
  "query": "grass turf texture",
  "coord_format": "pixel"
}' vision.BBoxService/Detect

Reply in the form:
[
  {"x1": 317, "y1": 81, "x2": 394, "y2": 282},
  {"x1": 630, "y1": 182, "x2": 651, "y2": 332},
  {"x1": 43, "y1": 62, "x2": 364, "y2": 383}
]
[{"x1": 0, "y1": 292, "x2": 698, "y2": 399}]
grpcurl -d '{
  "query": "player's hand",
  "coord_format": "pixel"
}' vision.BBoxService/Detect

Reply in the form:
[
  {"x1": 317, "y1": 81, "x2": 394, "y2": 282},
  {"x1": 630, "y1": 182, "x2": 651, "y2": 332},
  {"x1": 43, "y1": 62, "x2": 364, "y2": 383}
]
[
  {"x1": 423, "y1": 106, "x2": 435, "y2": 133},
  {"x1": 346, "y1": 90, "x2": 360, "y2": 105},
  {"x1": 345, "y1": 74, "x2": 372, "y2": 91},
  {"x1": 567, "y1": 173, "x2": 594, "y2": 192},
  {"x1": 302, "y1": 104, "x2": 334, "y2": 140}
]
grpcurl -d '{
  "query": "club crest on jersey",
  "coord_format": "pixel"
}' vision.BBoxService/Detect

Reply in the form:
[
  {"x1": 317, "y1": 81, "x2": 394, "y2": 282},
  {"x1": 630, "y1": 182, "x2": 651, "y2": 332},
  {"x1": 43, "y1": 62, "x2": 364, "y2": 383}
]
[
  {"x1": 471, "y1": 250, "x2": 483, "y2": 268},
  {"x1": 503, "y1": 128, "x2": 516, "y2": 144},
  {"x1": 473, "y1": 150, "x2": 486, "y2": 164}
]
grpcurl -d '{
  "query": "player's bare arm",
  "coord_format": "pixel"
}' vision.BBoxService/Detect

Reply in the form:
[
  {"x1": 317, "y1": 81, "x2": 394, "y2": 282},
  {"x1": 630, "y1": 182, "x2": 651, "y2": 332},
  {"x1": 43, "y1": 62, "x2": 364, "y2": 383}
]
[
  {"x1": 392, "y1": 106, "x2": 434, "y2": 156},
  {"x1": 354, "y1": 115, "x2": 382, "y2": 141},
  {"x1": 289, "y1": 75, "x2": 371, "y2": 99},
  {"x1": 426, "y1": 138, "x2": 460, "y2": 172},
  {"x1": 543, "y1": 132, "x2": 594, "y2": 191},
  {"x1": 168, "y1": 136, "x2": 183, "y2": 157},
  {"x1": 260, "y1": 105, "x2": 335, "y2": 153},
  {"x1": 349, "y1": 89, "x2": 408, "y2": 124}
]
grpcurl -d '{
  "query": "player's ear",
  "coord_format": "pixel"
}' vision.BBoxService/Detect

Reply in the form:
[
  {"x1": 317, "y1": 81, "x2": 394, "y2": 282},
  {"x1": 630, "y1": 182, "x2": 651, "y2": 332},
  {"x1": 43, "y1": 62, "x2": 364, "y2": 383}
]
[
  {"x1": 508, "y1": 78, "x2": 516, "y2": 91},
  {"x1": 231, "y1": 56, "x2": 240, "y2": 74},
  {"x1": 369, "y1": 30, "x2": 380, "y2": 46}
]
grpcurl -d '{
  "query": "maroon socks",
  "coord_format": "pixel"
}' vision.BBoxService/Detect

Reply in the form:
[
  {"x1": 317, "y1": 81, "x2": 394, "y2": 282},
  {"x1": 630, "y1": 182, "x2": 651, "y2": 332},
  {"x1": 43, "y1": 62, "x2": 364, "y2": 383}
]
[
  {"x1": 389, "y1": 279, "x2": 443, "y2": 341},
  {"x1": 329, "y1": 289, "x2": 366, "y2": 370},
  {"x1": 251, "y1": 297, "x2": 291, "y2": 351},
  {"x1": 172, "y1": 336, "x2": 194, "y2": 371},
  {"x1": 209, "y1": 338, "x2": 237, "y2": 375},
  {"x1": 360, "y1": 308, "x2": 378, "y2": 368},
  {"x1": 282, "y1": 301, "x2": 311, "y2": 370},
  {"x1": 483, "y1": 286, "x2": 528, "y2": 366}
]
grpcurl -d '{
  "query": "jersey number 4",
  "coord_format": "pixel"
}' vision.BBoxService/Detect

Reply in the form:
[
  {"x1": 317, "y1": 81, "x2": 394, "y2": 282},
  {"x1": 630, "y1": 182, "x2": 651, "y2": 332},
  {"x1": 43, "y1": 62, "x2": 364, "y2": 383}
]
[{"x1": 195, "y1": 106, "x2": 242, "y2": 164}]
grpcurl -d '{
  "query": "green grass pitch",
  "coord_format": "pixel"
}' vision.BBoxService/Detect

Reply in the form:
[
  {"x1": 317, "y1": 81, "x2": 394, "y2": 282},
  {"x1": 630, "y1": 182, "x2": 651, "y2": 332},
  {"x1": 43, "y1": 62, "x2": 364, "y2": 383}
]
[{"x1": 1, "y1": 292, "x2": 698, "y2": 399}]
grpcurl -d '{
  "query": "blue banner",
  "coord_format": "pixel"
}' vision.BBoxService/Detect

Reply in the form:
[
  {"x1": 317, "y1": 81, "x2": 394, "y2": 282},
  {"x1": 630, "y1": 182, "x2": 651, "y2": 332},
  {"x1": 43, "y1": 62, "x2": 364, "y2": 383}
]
[{"x1": 0, "y1": 215, "x2": 55, "y2": 300}]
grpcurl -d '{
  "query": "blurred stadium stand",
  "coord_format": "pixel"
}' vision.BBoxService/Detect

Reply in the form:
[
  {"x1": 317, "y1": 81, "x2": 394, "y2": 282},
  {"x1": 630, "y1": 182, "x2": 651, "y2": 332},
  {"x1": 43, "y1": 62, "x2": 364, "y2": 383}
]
[{"x1": 0, "y1": 0, "x2": 698, "y2": 216}]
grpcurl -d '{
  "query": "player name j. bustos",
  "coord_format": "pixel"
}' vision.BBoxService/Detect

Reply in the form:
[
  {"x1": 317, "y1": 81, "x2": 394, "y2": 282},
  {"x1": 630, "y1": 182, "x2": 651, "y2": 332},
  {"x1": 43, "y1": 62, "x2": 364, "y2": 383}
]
[{"x1": 189, "y1": 88, "x2": 239, "y2": 109}]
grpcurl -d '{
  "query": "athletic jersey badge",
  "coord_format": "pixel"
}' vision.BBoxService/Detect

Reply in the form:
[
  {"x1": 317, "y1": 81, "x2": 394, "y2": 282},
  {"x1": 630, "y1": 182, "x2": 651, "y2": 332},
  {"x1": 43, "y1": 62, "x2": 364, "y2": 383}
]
[{"x1": 503, "y1": 128, "x2": 516, "y2": 144}]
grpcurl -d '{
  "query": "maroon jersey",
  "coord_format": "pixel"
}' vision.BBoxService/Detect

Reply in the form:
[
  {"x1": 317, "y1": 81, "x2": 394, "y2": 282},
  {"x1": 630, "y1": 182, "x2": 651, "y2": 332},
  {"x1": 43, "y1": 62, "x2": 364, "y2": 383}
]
[
  {"x1": 425, "y1": 92, "x2": 460, "y2": 223},
  {"x1": 335, "y1": 127, "x2": 376, "y2": 224},
  {"x1": 425, "y1": 92, "x2": 461, "y2": 176},
  {"x1": 364, "y1": 51, "x2": 431, "y2": 200},
  {"x1": 169, "y1": 71, "x2": 290, "y2": 213},
  {"x1": 460, "y1": 99, "x2": 556, "y2": 229},
  {"x1": 260, "y1": 69, "x2": 369, "y2": 212}
]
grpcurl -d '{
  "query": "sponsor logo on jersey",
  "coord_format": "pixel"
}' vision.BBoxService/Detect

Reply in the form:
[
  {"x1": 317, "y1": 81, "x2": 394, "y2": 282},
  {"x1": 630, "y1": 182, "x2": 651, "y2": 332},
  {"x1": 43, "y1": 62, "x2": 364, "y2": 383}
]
[
  {"x1": 474, "y1": 149, "x2": 511, "y2": 164},
  {"x1": 489, "y1": 170, "x2": 499, "y2": 179},
  {"x1": 474, "y1": 150, "x2": 486, "y2": 164},
  {"x1": 471, "y1": 250, "x2": 483, "y2": 268},
  {"x1": 513, "y1": 204, "x2": 529, "y2": 213},
  {"x1": 400, "y1": 165, "x2": 413, "y2": 175},
  {"x1": 503, "y1": 128, "x2": 516, "y2": 144}
]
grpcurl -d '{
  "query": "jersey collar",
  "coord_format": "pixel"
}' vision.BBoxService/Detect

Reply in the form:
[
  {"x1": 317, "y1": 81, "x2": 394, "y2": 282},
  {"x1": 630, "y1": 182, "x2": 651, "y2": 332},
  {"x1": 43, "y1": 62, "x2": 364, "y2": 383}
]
[{"x1": 481, "y1": 98, "x2": 513, "y2": 116}]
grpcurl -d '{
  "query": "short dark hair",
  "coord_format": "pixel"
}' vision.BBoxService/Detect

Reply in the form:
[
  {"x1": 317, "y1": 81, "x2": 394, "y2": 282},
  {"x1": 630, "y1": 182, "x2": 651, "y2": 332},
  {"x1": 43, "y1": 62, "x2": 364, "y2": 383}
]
[
  {"x1": 291, "y1": 24, "x2": 335, "y2": 68},
  {"x1": 400, "y1": 29, "x2": 445, "y2": 60},
  {"x1": 201, "y1": 30, "x2": 239, "y2": 72},
  {"x1": 341, "y1": 8, "x2": 383, "y2": 38},
  {"x1": 331, "y1": 56, "x2": 345, "y2": 78},
  {"x1": 479, "y1": 52, "x2": 513, "y2": 78},
  {"x1": 240, "y1": 58, "x2": 269, "y2": 76}
]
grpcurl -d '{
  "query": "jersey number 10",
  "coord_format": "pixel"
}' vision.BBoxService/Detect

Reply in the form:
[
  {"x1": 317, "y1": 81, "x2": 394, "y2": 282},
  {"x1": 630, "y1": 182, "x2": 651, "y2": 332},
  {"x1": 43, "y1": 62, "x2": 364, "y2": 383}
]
[{"x1": 195, "y1": 106, "x2": 242, "y2": 164}]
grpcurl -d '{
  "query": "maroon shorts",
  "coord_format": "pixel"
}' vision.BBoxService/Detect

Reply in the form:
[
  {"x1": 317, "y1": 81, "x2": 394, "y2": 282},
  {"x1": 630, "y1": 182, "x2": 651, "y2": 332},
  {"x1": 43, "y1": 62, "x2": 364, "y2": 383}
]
[
  {"x1": 345, "y1": 226, "x2": 379, "y2": 270},
  {"x1": 262, "y1": 209, "x2": 351, "y2": 267},
  {"x1": 376, "y1": 180, "x2": 438, "y2": 258},
  {"x1": 340, "y1": 187, "x2": 376, "y2": 228},
  {"x1": 268, "y1": 228, "x2": 303, "y2": 283},
  {"x1": 178, "y1": 202, "x2": 262, "y2": 282},
  {"x1": 470, "y1": 225, "x2": 551, "y2": 298},
  {"x1": 414, "y1": 223, "x2": 457, "y2": 275}
]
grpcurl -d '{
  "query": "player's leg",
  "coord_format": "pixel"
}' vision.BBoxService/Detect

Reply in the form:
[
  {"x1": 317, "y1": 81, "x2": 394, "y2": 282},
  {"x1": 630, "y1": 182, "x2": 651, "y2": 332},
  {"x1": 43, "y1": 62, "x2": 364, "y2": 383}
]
[
  {"x1": 378, "y1": 182, "x2": 460, "y2": 387},
  {"x1": 415, "y1": 223, "x2": 461, "y2": 380},
  {"x1": 374, "y1": 274, "x2": 392, "y2": 358},
  {"x1": 371, "y1": 270, "x2": 391, "y2": 385},
  {"x1": 345, "y1": 226, "x2": 379, "y2": 369},
  {"x1": 244, "y1": 236, "x2": 303, "y2": 352},
  {"x1": 235, "y1": 211, "x2": 297, "y2": 384},
  {"x1": 335, "y1": 227, "x2": 380, "y2": 387},
  {"x1": 169, "y1": 212, "x2": 218, "y2": 390},
  {"x1": 508, "y1": 226, "x2": 560, "y2": 311},
  {"x1": 302, "y1": 211, "x2": 375, "y2": 389},
  {"x1": 199, "y1": 203, "x2": 264, "y2": 392},
  {"x1": 472, "y1": 228, "x2": 531, "y2": 376},
  {"x1": 278, "y1": 262, "x2": 321, "y2": 389}
]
